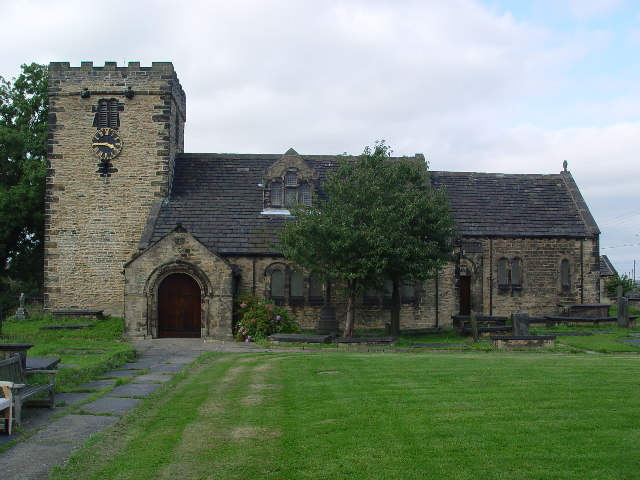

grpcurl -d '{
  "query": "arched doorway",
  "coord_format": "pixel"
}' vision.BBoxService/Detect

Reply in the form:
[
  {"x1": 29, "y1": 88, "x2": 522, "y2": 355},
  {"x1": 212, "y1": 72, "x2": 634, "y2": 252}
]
[{"x1": 158, "y1": 273, "x2": 201, "y2": 338}]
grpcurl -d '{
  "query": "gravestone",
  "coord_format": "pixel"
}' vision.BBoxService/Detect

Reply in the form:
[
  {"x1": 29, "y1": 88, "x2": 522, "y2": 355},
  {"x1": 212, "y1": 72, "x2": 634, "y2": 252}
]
[
  {"x1": 14, "y1": 292, "x2": 28, "y2": 320},
  {"x1": 469, "y1": 311, "x2": 479, "y2": 342},
  {"x1": 316, "y1": 306, "x2": 338, "y2": 335},
  {"x1": 618, "y1": 287, "x2": 629, "y2": 328},
  {"x1": 512, "y1": 312, "x2": 530, "y2": 335}
]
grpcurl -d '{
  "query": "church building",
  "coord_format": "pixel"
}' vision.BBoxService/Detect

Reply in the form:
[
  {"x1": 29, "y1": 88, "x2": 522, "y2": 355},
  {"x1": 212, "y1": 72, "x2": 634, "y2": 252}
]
[{"x1": 44, "y1": 62, "x2": 601, "y2": 339}]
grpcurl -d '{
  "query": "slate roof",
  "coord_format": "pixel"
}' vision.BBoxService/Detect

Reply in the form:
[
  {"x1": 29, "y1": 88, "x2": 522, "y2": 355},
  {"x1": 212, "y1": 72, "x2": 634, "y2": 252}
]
[
  {"x1": 430, "y1": 171, "x2": 599, "y2": 238},
  {"x1": 600, "y1": 255, "x2": 617, "y2": 277},
  {"x1": 144, "y1": 152, "x2": 599, "y2": 255},
  {"x1": 145, "y1": 153, "x2": 344, "y2": 255}
]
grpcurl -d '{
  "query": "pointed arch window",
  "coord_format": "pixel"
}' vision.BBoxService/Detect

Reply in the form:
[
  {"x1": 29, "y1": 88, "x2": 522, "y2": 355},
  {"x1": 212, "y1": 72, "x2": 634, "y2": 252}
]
[
  {"x1": 289, "y1": 270, "x2": 304, "y2": 305},
  {"x1": 511, "y1": 258, "x2": 522, "y2": 290},
  {"x1": 401, "y1": 279, "x2": 416, "y2": 302},
  {"x1": 270, "y1": 270, "x2": 284, "y2": 299},
  {"x1": 309, "y1": 271, "x2": 324, "y2": 302},
  {"x1": 497, "y1": 258, "x2": 509, "y2": 290},
  {"x1": 560, "y1": 259, "x2": 571, "y2": 291},
  {"x1": 497, "y1": 257, "x2": 524, "y2": 292}
]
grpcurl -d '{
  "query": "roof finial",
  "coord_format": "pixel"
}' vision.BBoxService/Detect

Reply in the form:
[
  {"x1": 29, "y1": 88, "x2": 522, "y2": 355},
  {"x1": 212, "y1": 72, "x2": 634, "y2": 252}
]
[{"x1": 562, "y1": 160, "x2": 568, "y2": 172}]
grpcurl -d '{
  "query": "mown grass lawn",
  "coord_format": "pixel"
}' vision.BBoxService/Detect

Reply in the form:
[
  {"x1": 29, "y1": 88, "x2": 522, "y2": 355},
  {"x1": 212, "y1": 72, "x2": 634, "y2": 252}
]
[
  {"x1": 1, "y1": 315, "x2": 135, "y2": 391},
  {"x1": 52, "y1": 351, "x2": 640, "y2": 480}
]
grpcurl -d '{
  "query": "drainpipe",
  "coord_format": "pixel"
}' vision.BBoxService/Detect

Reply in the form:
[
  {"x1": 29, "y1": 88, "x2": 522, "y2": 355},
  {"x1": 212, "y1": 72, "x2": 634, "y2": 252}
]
[
  {"x1": 489, "y1": 237, "x2": 493, "y2": 315},
  {"x1": 580, "y1": 239, "x2": 584, "y2": 303},
  {"x1": 435, "y1": 271, "x2": 439, "y2": 328},
  {"x1": 252, "y1": 257, "x2": 256, "y2": 295}
]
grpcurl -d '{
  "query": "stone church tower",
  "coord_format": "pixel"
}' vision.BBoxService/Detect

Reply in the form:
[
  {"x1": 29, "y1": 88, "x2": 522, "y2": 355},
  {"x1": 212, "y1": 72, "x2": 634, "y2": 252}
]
[{"x1": 45, "y1": 62, "x2": 186, "y2": 316}]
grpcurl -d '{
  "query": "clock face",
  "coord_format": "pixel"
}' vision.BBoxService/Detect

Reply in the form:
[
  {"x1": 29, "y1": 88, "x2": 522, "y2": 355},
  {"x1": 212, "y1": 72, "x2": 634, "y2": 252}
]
[{"x1": 91, "y1": 128, "x2": 123, "y2": 160}]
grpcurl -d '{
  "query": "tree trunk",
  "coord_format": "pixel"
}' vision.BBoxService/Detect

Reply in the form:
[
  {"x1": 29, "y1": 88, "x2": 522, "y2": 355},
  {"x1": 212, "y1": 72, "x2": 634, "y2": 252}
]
[
  {"x1": 390, "y1": 277, "x2": 401, "y2": 336},
  {"x1": 343, "y1": 279, "x2": 357, "y2": 337}
]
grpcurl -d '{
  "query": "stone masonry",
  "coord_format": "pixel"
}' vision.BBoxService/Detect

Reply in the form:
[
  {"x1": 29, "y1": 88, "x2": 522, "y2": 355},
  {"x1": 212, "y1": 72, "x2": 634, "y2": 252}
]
[
  {"x1": 45, "y1": 61, "x2": 601, "y2": 338},
  {"x1": 45, "y1": 62, "x2": 186, "y2": 316}
]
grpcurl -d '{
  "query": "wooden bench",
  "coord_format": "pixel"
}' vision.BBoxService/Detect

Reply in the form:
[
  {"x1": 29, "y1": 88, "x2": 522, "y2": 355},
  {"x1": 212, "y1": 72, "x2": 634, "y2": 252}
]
[{"x1": 0, "y1": 356, "x2": 57, "y2": 426}]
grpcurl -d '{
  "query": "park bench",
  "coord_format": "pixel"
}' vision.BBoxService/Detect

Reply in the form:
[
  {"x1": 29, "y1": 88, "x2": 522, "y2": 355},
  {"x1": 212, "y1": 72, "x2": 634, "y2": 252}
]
[{"x1": 0, "y1": 356, "x2": 57, "y2": 426}]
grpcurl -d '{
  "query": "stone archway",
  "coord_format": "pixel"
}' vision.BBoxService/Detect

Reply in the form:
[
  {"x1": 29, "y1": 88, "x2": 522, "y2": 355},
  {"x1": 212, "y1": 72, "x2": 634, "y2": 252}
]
[
  {"x1": 143, "y1": 261, "x2": 212, "y2": 339},
  {"x1": 157, "y1": 273, "x2": 202, "y2": 338}
]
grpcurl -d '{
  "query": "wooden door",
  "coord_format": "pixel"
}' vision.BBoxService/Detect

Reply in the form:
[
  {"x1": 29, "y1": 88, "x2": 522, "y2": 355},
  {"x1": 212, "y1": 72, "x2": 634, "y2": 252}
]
[
  {"x1": 158, "y1": 273, "x2": 201, "y2": 338},
  {"x1": 459, "y1": 275, "x2": 471, "y2": 315}
]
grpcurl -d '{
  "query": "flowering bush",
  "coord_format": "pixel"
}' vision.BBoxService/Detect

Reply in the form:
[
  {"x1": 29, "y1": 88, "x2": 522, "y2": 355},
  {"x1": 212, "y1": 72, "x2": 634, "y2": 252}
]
[{"x1": 234, "y1": 294, "x2": 299, "y2": 342}]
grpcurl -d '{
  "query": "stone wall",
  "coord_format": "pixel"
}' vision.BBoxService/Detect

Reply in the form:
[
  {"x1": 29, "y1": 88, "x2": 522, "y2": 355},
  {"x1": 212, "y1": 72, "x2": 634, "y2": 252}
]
[
  {"x1": 124, "y1": 229, "x2": 234, "y2": 339},
  {"x1": 476, "y1": 237, "x2": 600, "y2": 318},
  {"x1": 45, "y1": 62, "x2": 185, "y2": 316},
  {"x1": 224, "y1": 235, "x2": 600, "y2": 332}
]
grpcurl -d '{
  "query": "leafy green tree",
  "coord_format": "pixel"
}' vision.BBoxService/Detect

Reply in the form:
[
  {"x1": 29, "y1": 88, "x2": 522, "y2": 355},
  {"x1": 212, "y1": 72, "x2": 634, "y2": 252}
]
[
  {"x1": 604, "y1": 274, "x2": 637, "y2": 297},
  {"x1": 278, "y1": 141, "x2": 455, "y2": 337},
  {"x1": 0, "y1": 63, "x2": 48, "y2": 310}
]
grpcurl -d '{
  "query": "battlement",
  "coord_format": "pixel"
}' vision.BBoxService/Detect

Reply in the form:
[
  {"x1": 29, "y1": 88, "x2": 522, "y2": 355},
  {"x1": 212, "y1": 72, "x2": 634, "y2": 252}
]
[
  {"x1": 48, "y1": 61, "x2": 186, "y2": 114},
  {"x1": 49, "y1": 61, "x2": 175, "y2": 73}
]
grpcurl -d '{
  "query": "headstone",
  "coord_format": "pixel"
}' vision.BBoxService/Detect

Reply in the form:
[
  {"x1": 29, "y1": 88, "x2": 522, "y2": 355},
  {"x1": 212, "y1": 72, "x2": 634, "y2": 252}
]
[
  {"x1": 316, "y1": 306, "x2": 339, "y2": 335},
  {"x1": 469, "y1": 311, "x2": 479, "y2": 342},
  {"x1": 512, "y1": 312, "x2": 530, "y2": 336},
  {"x1": 14, "y1": 292, "x2": 28, "y2": 320},
  {"x1": 617, "y1": 296, "x2": 629, "y2": 328}
]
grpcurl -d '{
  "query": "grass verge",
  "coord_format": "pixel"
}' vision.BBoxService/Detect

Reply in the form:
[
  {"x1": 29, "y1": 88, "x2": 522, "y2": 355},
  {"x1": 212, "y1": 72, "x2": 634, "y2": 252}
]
[{"x1": 51, "y1": 351, "x2": 640, "y2": 480}]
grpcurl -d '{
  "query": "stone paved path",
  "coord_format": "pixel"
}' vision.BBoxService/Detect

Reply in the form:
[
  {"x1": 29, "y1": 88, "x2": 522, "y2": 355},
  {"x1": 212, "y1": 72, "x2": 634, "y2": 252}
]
[{"x1": 0, "y1": 338, "x2": 265, "y2": 480}]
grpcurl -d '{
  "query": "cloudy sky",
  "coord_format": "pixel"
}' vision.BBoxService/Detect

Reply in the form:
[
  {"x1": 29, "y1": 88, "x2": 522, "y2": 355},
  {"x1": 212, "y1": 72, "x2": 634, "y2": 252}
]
[{"x1": 1, "y1": 0, "x2": 639, "y2": 276}]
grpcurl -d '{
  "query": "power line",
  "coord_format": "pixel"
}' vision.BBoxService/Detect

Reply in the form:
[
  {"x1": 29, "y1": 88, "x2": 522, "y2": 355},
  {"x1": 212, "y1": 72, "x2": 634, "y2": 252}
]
[{"x1": 601, "y1": 242, "x2": 640, "y2": 250}]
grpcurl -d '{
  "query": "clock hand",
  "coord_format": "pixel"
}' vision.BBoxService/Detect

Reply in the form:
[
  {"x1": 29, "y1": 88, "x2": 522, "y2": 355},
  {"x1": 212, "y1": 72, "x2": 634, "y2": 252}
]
[{"x1": 92, "y1": 142, "x2": 115, "y2": 148}]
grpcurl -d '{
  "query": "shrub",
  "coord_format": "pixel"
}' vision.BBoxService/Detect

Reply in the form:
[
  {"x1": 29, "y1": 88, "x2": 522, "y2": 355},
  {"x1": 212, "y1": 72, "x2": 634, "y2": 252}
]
[
  {"x1": 234, "y1": 294, "x2": 299, "y2": 342},
  {"x1": 604, "y1": 274, "x2": 637, "y2": 297}
]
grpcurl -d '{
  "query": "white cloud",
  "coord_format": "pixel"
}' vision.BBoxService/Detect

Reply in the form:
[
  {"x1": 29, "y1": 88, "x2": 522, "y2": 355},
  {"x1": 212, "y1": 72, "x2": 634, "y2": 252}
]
[{"x1": 0, "y1": 0, "x2": 638, "y2": 270}]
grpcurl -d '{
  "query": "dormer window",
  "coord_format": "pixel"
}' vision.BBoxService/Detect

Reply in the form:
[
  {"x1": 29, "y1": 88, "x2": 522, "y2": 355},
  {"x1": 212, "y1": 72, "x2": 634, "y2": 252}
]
[
  {"x1": 299, "y1": 183, "x2": 312, "y2": 206},
  {"x1": 265, "y1": 170, "x2": 313, "y2": 211},
  {"x1": 271, "y1": 180, "x2": 283, "y2": 206},
  {"x1": 285, "y1": 171, "x2": 297, "y2": 186}
]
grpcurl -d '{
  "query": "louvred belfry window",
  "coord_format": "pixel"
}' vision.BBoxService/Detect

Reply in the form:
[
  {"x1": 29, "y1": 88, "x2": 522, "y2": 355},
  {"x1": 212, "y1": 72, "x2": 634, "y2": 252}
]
[{"x1": 94, "y1": 99, "x2": 120, "y2": 129}]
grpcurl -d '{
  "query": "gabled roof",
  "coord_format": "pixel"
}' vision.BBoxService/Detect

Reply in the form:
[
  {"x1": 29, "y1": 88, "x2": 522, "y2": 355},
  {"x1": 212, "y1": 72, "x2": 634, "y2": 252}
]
[
  {"x1": 144, "y1": 152, "x2": 599, "y2": 255},
  {"x1": 144, "y1": 153, "x2": 347, "y2": 255},
  {"x1": 600, "y1": 255, "x2": 617, "y2": 277},
  {"x1": 430, "y1": 171, "x2": 599, "y2": 238}
]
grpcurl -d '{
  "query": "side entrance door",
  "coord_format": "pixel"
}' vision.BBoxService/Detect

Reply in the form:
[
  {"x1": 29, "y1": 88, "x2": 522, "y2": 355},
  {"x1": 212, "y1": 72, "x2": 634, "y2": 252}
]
[
  {"x1": 158, "y1": 273, "x2": 201, "y2": 338},
  {"x1": 459, "y1": 275, "x2": 471, "y2": 315}
]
